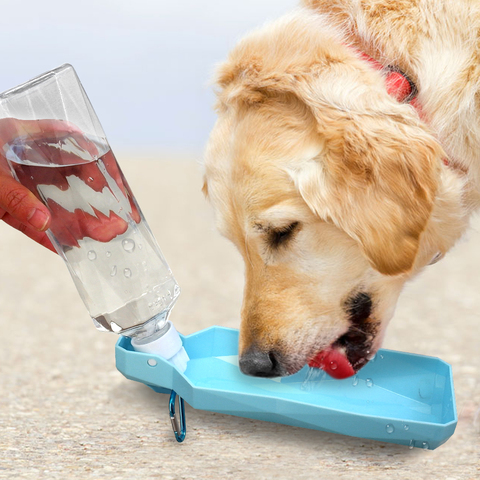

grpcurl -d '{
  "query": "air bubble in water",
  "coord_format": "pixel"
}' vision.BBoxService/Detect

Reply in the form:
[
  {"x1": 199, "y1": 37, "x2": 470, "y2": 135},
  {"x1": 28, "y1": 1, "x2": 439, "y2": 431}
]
[
  {"x1": 409, "y1": 440, "x2": 414, "y2": 449},
  {"x1": 403, "y1": 424, "x2": 410, "y2": 431},
  {"x1": 110, "y1": 265, "x2": 117, "y2": 276},
  {"x1": 366, "y1": 378, "x2": 374, "y2": 388},
  {"x1": 122, "y1": 238, "x2": 135, "y2": 253},
  {"x1": 330, "y1": 361, "x2": 338, "y2": 370},
  {"x1": 87, "y1": 250, "x2": 97, "y2": 261},
  {"x1": 124, "y1": 268, "x2": 132, "y2": 278},
  {"x1": 88, "y1": 176, "x2": 94, "y2": 182},
  {"x1": 106, "y1": 251, "x2": 112, "y2": 258},
  {"x1": 352, "y1": 376, "x2": 359, "y2": 386},
  {"x1": 385, "y1": 424, "x2": 395, "y2": 434},
  {"x1": 422, "y1": 442, "x2": 429, "y2": 450}
]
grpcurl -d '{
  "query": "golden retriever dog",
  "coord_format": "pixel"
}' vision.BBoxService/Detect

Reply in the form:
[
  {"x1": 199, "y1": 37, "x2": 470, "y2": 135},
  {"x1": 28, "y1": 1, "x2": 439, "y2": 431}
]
[{"x1": 203, "y1": 0, "x2": 480, "y2": 379}]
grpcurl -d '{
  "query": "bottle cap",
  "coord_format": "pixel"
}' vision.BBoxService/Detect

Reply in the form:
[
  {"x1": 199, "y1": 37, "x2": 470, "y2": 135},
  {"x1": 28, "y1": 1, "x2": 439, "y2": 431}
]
[{"x1": 131, "y1": 321, "x2": 189, "y2": 372}]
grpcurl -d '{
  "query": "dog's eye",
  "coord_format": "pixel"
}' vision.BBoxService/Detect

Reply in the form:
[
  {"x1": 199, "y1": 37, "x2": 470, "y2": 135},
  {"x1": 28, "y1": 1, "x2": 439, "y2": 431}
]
[{"x1": 269, "y1": 222, "x2": 300, "y2": 249}]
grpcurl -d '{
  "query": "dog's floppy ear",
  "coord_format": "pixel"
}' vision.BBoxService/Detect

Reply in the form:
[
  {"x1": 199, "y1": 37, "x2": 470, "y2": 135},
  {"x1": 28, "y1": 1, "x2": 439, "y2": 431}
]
[
  {"x1": 215, "y1": 60, "x2": 292, "y2": 108},
  {"x1": 288, "y1": 100, "x2": 442, "y2": 275},
  {"x1": 213, "y1": 26, "x2": 442, "y2": 275}
]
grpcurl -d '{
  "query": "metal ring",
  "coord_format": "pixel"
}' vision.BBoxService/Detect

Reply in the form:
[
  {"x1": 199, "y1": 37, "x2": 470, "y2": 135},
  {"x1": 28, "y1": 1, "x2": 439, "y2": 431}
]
[{"x1": 169, "y1": 390, "x2": 186, "y2": 443}]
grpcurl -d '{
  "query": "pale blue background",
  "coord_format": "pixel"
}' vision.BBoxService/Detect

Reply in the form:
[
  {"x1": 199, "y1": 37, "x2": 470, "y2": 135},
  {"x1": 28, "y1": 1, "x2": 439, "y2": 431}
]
[{"x1": 0, "y1": 0, "x2": 297, "y2": 154}]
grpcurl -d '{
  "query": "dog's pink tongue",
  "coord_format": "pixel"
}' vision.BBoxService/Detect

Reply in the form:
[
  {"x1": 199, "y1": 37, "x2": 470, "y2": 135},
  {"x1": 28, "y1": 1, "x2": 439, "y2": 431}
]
[{"x1": 308, "y1": 348, "x2": 355, "y2": 379}]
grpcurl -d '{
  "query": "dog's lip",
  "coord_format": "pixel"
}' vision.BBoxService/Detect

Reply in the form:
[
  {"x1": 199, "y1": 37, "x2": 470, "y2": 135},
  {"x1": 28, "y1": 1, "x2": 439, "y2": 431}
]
[{"x1": 308, "y1": 346, "x2": 356, "y2": 379}]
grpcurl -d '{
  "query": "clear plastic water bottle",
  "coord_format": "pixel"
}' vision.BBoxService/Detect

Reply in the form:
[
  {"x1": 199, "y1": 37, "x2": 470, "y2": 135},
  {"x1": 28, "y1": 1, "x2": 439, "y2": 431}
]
[{"x1": 0, "y1": 64, "x2": 189, "y2": 371}]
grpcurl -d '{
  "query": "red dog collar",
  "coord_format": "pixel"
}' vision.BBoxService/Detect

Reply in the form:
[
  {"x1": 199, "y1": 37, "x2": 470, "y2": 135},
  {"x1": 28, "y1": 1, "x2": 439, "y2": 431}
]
[
  {"x1": 356, "y1": 51, "x2": 418, "y2": 104},
  {"x1": 354, "y1": 48, "x2": 465, "y2": 172}
]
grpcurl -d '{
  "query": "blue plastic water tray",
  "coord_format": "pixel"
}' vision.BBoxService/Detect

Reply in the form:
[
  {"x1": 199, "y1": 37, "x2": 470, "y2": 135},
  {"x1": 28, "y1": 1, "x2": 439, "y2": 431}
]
[{"x1": 115, "y1": 326, "x2": 457, "y2": 449}]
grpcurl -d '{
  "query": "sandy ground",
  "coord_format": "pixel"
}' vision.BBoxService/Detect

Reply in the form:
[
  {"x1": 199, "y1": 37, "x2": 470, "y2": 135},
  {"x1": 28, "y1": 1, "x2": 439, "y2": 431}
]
[{"x1": 0, "y1": 157, "x2": 478, "y2": 479}]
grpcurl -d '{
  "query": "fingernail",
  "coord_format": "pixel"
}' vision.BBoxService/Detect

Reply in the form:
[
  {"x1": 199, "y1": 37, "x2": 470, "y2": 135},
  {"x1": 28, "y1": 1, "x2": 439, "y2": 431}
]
[{"x1": 27, "y1": 208, "x2": 49, "y2": 231}]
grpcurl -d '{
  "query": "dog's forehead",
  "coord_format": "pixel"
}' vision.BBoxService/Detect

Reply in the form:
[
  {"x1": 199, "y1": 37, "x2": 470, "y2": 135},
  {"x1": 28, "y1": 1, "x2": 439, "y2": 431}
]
[
  {"x1": 204, "y1": 102, "x2": 324, "y2": 237},
  {"x1": 206, "y1": 160, "x2": 321, "y2": 239},
  {"x1": 210, "y1": 172, "x2": 299, "y2": 241}
]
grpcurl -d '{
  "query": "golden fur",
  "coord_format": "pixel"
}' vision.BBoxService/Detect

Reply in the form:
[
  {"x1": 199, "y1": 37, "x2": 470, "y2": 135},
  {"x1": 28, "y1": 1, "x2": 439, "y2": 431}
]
[{"x1": 203, "y1": 0, "x2": 479, "y2": 376}]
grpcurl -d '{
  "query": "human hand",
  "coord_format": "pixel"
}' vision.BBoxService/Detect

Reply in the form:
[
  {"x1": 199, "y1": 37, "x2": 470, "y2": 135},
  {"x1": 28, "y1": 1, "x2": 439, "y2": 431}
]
[
  {"x1": 0, "y1": 118, "x2": 85, "y2": 253},
  {"x1": 1, "y1": 118, "x2": 140, "y2": 251}
]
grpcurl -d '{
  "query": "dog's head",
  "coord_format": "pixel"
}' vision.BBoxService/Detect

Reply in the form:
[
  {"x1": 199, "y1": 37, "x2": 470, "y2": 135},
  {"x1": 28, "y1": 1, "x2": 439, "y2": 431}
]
[{"x1": 203, "y1": 12, "x2": 446, "y2": 378}]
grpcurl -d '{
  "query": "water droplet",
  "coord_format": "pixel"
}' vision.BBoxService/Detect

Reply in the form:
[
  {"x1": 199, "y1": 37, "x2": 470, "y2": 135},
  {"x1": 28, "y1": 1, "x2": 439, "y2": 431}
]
[
  {"x1": 106, "y1": 251, "x2": 112, "y2": 257},
  {"x1": 403, "y1": 424, "x2": 410, "y2": 431},
  {"x1": 386, "y1": 424, "x2": 395, "y2": 434},
  {"x1": 88, "y1": 176, "x2": 94, "y2": 182},
  {"x1": 329, "y1": 361, "x2": 338, "y2": 370},
  {"x1": 409, "y1": 440, "x2": 415, "y2": 450},
  {"x1": 110, "y1": 265, "x2": 117, "y2": 276},
  {"x1": 367, "y1": 353, "x2": 376, "y2": 362},
  {"x1": 122, "y1": 238, "x2": 135, "y2": 253},
  {"x1": 147, "y1": 358, "x2": 157, "y2": 367},
  {"x1": 138, "y1": 243, "x2": 143, "y2": 249},
  {"x1": 352, "y1": 376, "x2": 359, "y2": 386},
  {"x1": 301, "y1": 367, "x2": 327, "y2": 391},
  {"x1": 87, "y1": 250, "x2": 97, "y2": 261},
  {"x1": 124, "y1": 268, "x2": 132, "y2": 278},
  {"x1": 422, "y1": 442, "x2": 429, "y2": 450},
  {"x1": 366, "y1": 378, "x2": 374, "y2": 388},
  {"x1": 379, "y1": 354, "x2": 384, "y2": 360},
  {"x1": 110, "y1": 322, "x2": 122, "y2": 333}
]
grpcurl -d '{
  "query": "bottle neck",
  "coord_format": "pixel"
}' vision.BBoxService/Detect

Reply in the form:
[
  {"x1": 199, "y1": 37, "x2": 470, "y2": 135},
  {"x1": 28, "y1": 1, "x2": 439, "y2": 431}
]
[
  {"x1": 122, "y1": 311, "x2": 169, "y2": 341},
  {"x1": 130, "y1": 320, "x2": 189, "y2": 373}
]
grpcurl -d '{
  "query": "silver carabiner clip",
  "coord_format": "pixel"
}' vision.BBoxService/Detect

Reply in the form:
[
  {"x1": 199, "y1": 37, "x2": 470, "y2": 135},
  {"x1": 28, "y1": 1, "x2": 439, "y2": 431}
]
[{"x1": 169, "y1": 390, "x2": 186, "y2": 443}]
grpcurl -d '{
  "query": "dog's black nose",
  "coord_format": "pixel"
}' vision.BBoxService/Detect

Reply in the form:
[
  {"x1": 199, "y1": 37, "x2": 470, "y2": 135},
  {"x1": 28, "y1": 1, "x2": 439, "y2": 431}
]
[
  {"x1": 239, "y1": 346, "x2": 283, "y2": 377},
  {"x1": 346, "y1": 292, "x2": 372, "y2": 325}
]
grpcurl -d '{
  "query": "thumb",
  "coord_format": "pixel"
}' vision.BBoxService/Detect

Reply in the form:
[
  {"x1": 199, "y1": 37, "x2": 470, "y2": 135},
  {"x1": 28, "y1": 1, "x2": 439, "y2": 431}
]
[{"x1": 0, "y1": 171, "x2": 51, "y2": 231}]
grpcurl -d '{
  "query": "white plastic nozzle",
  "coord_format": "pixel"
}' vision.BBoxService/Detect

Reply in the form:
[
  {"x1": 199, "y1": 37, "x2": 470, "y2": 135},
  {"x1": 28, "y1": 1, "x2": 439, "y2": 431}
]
[{"x1": 131, "y1": 321, "x2": 189, "y2": 372}]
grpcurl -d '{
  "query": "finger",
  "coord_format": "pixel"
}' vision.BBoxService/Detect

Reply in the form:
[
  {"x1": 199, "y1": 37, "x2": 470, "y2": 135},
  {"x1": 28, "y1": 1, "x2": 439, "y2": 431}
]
[
  {"x1": 77, "y1": 207, "x2": 129, "y2": 243},
  {"x1": 0, "y1": 118, "x2": 83, "y2": 143},
  {"x1": 33, "y1": 120, "x2": 100, "y2": 158},
  {"x1": 1, "y1": 210, "x2": 56, "y2": 253},
  {"x1": 46, "y1": 199, "x2": 129, "y2": 246},
  {"x1": 0, "y1": 170, "x2": 51, "y2": 231},
  {"x1": 102, "y1": 151, "x2": 141, "y2": 223},
  {"x1": 0, "y1": 118, "x2": 99, "y2": 164}
]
